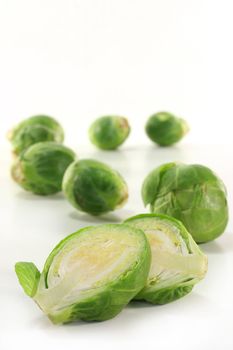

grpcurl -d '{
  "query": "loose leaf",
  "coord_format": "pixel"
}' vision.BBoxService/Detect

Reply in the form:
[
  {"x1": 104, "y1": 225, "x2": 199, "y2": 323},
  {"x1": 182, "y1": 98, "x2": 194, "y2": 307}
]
[{"x1": 15, "y1": 262, "x2": 40, "y2": 297}]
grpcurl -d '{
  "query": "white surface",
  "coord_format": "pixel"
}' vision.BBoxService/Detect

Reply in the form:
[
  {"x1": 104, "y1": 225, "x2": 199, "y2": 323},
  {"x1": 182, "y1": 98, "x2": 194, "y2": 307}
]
[{"x1": 1, "y1": 1, "x2": 233, "y2": 349}]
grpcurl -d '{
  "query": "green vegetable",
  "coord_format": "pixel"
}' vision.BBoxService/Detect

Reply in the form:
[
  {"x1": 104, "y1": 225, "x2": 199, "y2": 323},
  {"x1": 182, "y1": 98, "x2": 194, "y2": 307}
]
[
  {"x1": 8, "y1": 115, "x2": 64, "y2": 155},
  {"x1": 145, "y1": 112, "x2": 189, "y2": 146},
  {"x1": 11, "y1": 142, "x2": 76, "y2": 195},
  {"x1": 142, "y1": 163, "x2": 228, "y2": 243},
  {"x1": 63, "y1": 159, "x2": 128, "y2": 215},
  {"x1": 89, "y1": 116, "x2": 130, "y2": 150},
  {"x1": 15, "y1": 224, "x2": 151, "y2": 323},
  {"x1": 125, "y1": 213, "x2": 208, "y2": 304},
  {"x1": 15, "y1": 262, "x2": 41, "y2": 297}
]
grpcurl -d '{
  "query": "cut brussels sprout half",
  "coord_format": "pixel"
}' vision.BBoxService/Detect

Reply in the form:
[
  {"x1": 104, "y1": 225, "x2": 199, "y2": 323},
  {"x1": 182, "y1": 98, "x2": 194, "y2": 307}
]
[
  {"x1": 15, "y1": 224, "x2": 151, "y2": 323},
  {"x1": 125, "y1": 214, "x2": 208, "y2": 304},
  {"x1": 63, "y1": 159, "x2": 128, "y2": 215},
  {"x1": 145, "y1": 112, "x2": 189, "y2": 146},
  {"x1": 11, "y1": 142, "x2": 76, "y2": 195},
  {"x1": 8, "y1": 115, "x2": 64, "y2": 155},
  {"x1": 89, "y1": 116, "x2": 130, "y2": 150},
  {"x1": 142, "y1": 162, "x2": 229, "y2": 243}
]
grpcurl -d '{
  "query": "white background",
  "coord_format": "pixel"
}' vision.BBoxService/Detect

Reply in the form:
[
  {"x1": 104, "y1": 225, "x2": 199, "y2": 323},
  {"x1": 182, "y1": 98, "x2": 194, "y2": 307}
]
[{"x1": 0, "y1": 1, "x2": 233, "y2": 349}]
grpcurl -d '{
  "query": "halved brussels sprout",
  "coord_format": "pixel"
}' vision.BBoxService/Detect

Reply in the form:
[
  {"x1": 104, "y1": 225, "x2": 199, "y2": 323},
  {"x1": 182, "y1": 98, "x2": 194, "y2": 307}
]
[
  {"x1": 11, "y1": 142, "x2": 76, "y2": 195},
  {"x1": 125, "y1": 213, "x2": 208, "y2": 304},
  {"x1": 8, "y1": 115, "x2": 64, "y2": 155},
  {"x1": 89, "y1": 116, "x2": 130, "y2": 150},
  {"x1": 63, "y1": 159, "x2": 128, "y2": 215},
  {"x1": 145, "y1": 112, "x2": 189, "y2": 146},
  {"x1": 142, "y1": 163, "x2": 229, "y2": 243},
  {"x1": 15, "y1": 224, "x2": 151, "y2": 323}
]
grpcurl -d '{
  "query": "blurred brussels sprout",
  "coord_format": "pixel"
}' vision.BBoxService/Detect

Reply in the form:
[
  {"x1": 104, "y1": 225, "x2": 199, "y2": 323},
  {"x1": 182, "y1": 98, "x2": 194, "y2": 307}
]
[
  {"x1": 63, "y1": 159, "x2": 128, "y2": 215},
  {"x1": 15, "y1": 224, "x2": 151, "y2": 323},
  {"x1": 125, "y1": 213, "x2": 207, "y2": 304},
  {"x1": 145, "y1": 112, "x2": 189, "y2": 146},
  {"x1": 89, "y1": 116, "x2": 130, "y2": 150},
  {"x1": 142, "y1": 163, "x2": 229, "y2": 243},
  {"x1": 11, "y1": 142, "x2": 76, "y2": 195},
  {"x1": 8, "y1": 115, "x2": 64, "y2": 155}
]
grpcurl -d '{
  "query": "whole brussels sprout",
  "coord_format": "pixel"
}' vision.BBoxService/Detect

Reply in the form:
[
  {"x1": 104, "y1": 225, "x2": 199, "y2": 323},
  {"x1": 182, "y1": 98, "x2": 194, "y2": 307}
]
[
  {"x1": 125, "y1": 213, "x2": 208, "y2": 304},
  {"x1": 142, "y1": 162, "x2": 229, "y2": 243},
  {"x1": 8, "y1": 115, "x2": 64, "y2": 155},
  {"x1": 11, "y1": 142, "x2": 76, "y2": 195},
  {"x1": 63, "y1": 159, "x2": 128, "y2": 215},
  {"x1": 89, "y1": 116, "x2": 130, "y2": 150},
  {"x1": 145, "y1": 112, "x2": 189, "y2": 146},
  {"x1": 15, "y1": 224, "x2": 151, "y2": 323}
]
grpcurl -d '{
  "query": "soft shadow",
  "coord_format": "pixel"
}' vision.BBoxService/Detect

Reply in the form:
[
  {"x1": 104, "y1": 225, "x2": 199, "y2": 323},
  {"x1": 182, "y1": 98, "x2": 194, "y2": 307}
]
[
  {"x1": 30, "y1": 315, "x2": 55, "y2": 330},
  {"x1": 201, "y1": 232, "x2": 233, "y2": 254},
  {"x1": 15, "y1": 191, "x2": 65, "y2": 201},
  {"x1": 69, "y1": 211, "x2": 123, "y2": 224},
  {"x1": 61, "y1": 318, "x2": 108, "y2": 328},
  {"x1": 86, "y1": 148, "x2": 128, "y2": 162},
  {"x1": 32, "y1": 315, "x2": 90, "y2": 330},
  {"x1": 113, "y1": 144, "x2": 182, "y2": 153},
  {"x1": 68, "y1": 207, "x2": 137, "y2": 224},
  {"x1": 145, "y1": 143, "x2": 188, "y2": 164},
  {"x1": 200, "y1": 241, "x2": 225, "y2": 255},
  {"x1": 184, "y1": 292, "x2": 212, "y2": 304}
]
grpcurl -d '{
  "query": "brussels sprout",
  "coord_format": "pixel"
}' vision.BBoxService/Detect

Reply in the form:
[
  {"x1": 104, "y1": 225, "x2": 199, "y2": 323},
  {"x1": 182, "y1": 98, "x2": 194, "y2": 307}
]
[
  {"x1": 11, "y1": 142, "x2": 76, "y2": 195},
  {"x1": 125, "y1": 213, "x2": 207, "y2": 304},
  {"x1": 142, "y1": 163, "x2": 229, "y2": 243},
  {"x1": 8, "y1": 115, "x2": 64, "y2": 155},
  {"x1": 15, "y1": 224, "x2": 151, "y2": 323},
  {"x1": 145, "y1": 112, "x2": 189, "y2": 146},
  {"x1": 89, "y1": 116, "x2": 130, "y2": 150},
  {"x1": 63, "y1": 159, "x2": 128, "y2": 215}
]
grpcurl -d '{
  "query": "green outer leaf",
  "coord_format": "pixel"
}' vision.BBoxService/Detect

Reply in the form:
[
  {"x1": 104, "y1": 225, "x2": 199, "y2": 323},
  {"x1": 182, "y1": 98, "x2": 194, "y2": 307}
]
[
  {"x1": 62, "y1": 159, "x2": 128, "y2": 215},
  {"x1": 9, "y1": 115, "x2": 64, "y2": 155},
  {"x1": 135, "y1": 284, "x2": 193, "y2": 304},
  {"x1": 15, "y1": 262, "x2": 41, "y2": 297},
  {"x1": 125, "y1": 213, "x2": 207, "y2": 304},
  {"x1": 11, "y1": 142, "x2": 76, "y2": 195},
  {"x1": 142, "y1": 163, "x2": 229, "y2": 243},
  {"x1": 33, "y1": 224, "x2": 151, "y2": 323},
  {"x1": 89, "y1": 116, "x2": 130, "y2": 150},
  {"x1": 141, "y1": 162, "x2": 177, "y2": 206}
]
